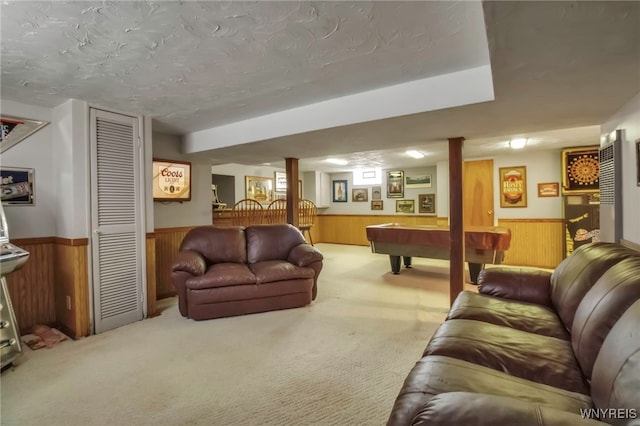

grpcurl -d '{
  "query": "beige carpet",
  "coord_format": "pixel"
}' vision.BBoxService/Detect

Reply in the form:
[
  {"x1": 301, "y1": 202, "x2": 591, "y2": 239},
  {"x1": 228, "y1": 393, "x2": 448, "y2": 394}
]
[{"x1": 1, "y1": 244, "x2": 469, "y2": 426}]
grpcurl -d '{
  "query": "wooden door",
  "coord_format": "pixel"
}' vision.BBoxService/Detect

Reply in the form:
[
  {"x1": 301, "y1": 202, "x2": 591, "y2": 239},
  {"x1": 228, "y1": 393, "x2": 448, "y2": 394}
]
[{"x1": 463, "y1": 159, "x2": 494, "y2": 227}]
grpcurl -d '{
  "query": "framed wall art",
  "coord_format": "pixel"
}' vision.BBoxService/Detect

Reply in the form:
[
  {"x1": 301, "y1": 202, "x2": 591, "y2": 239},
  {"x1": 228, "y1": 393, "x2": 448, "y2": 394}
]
[
  {"x1": 537, "y1": 182, "x2": 559, "y2": 197},
  {"x1": 371, "y1": 185, "x2": 382, "y2": 200},
  {"x1": 395, "y1": 199, "x2": 415, "y2": 213},
  {"x1": 352, "y1": 188, "x2": 368, "y2": 202},
  {"x1": 418, "y1": 194, "x2": 435, "y2": 214},
  {"x1": 1, "y1": 167, "x2": 35, "y2": 205},
  {"x1": 332, "y1": 180, "x2": 348, "y2": 202},
  {"x1": 245, "y1": 175, "x2": 273, "y2": 203},
  {"x1": 499, "y1": 166, "x2": 527, "y2": 208},
  {"x1": 274, "y1": 171, "x2": 287, "y2": 192},
  {"x1": 1, "y1": 115, "x2": 50, "y2": 153},
  {"x1": 371, "y1": 200, "x2": 383, "y2": 211},
  {"x1": 386, "y1": 170, "x2": 404, "y2": 198},
  {"x1": 406, "y1": 174, "x2": 432, "y2": 188},
  {"x1": 152, "y1": 159, "x2": 192, "y2": 201},
  {"x1": 561, "y1": 146, "x2": 600, "y2": 194}
]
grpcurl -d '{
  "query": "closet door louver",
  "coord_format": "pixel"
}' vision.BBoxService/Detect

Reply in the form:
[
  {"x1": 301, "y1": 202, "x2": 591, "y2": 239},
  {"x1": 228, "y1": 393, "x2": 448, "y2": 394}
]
[{"x1": 91, "y1": 109, "x2": 144, "y2": 334}]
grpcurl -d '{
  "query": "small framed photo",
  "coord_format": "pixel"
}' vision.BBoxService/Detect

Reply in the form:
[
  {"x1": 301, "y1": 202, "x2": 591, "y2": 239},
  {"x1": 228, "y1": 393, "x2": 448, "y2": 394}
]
[
  {"x1": 499, "y1": 166, "x2": 527, "y2": 208},
  {"x1": 274, "y1": 171, "x2": 287, "y2": 191},
  {"x1": 352, "y1": 188, "x2": 368, "y2": 202},
  {"x1": 395, "y1": 199, "x2": 415, "y2": 213},
  {"x1": 418, "y1": 194, "x2": 435, "y2": 214},
  {"x1": 406, "y1": 174, "x2": 432, "y2": 188},
  {"x1": 371, "y1": 185, "x2": 382, "y2": 200},
  {"x1": 245, "y1": 175, "x2": 273, "y2": 203},
  {"x1": 537, "y1": 182, "x2": 559, "y2": 197},
  {"x1": 1, "y1": 166, "x2": 35, "y2": 205},
  {"x1": 387, "y1": 170, "x2": 404, "y2": 198},
  {"x1": 332, "y1": 180, "x2": 348, "y2": 202},
  {"x1": 371, "y1": 200, "x2": 383, "y2": 210}
]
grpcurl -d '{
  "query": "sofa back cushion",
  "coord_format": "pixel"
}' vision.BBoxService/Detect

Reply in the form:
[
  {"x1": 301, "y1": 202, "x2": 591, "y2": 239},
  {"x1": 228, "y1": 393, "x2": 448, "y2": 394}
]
[
  {"x1": 550, "y1": 243, "x2": 637, "y2": 331},
  {"x1": 246, "y1": 224, "x2": 306, "y2": 264},
  {"x1": 180, "y1": 226, "x2": 247, "y2": 264},
  {"x1": 571, "y1": 257, "x2": 640, "y2": 380},
  {"x1": 590, "y1": 299, "x2": 640, "y2": 426}
]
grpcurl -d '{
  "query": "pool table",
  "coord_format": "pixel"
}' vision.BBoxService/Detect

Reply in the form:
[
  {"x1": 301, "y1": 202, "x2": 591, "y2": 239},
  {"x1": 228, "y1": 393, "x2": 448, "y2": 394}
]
[{"x1": 365, "y1": 223, "x2": 512, "y2": 283}]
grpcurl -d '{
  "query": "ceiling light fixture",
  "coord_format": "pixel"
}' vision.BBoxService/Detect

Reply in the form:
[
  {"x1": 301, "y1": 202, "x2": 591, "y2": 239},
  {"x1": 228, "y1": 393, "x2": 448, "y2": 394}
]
[
  {"x1": 325, "y1": 158, "x2": 348, "y2": 165},
  {"x1": 509, "y1": 138, "x2": 527, "y2": 149},
  {"x1": 406, "y1": 150, "x2": 425, "y2": 159}
]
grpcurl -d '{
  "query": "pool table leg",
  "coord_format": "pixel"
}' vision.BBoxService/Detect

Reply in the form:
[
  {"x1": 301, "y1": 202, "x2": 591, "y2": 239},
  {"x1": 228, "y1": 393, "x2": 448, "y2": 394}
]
[
  {"x1": 403, "y1": 256, "x2": 412, "y2": 268},
  {"x1": 468, "y1": 262, "x2": 484, "y2": 284},
  {"x1": 389, "y1": 255, "x2": 401, "y2": 274}
]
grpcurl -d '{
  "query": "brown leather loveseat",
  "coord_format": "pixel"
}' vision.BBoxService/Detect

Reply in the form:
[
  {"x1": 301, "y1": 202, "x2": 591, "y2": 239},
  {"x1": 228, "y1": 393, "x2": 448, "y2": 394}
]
[
  {"x1": 388, "y1": 243, "x2": 640, "y2": 426},
  {"x1": 171, "y1": 224, "x2": 323, "y2": 321}
]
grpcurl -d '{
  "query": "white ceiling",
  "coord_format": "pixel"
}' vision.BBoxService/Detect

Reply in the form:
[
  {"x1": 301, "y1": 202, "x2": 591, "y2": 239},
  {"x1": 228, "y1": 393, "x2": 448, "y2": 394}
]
[{"x1": 1, "y1": 1, "x2": 639, "y2": 172}]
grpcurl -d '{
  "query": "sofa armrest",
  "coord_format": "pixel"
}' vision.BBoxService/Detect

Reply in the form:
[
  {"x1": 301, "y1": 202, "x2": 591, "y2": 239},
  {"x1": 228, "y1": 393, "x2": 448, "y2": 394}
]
[
  {"x1": 171, "y1": 250, "x2": 206, "y2": 276},
  {"x1": 410, "y1": 392, "x2": 609, "y2": 426},
  {"x1": 478, "y1": 267, "x2": 553, "y2": 307},
  {"x1": 288, "y1": 244, "x2": 323, "y2": 267}
]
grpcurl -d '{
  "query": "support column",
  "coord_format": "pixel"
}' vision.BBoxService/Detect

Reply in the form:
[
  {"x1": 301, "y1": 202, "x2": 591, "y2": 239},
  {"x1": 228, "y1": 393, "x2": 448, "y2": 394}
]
[
  {"x1": 285, "y1": 158, "x2": 299, "y2": 226},
  {"x1": 448, "y1": 137, "x2": 465, "y2": 306}
]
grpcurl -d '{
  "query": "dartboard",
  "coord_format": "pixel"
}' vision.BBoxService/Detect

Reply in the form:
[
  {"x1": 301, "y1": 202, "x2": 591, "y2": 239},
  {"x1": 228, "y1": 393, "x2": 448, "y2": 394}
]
[{"x1": 568, "y1": 155, "x2": 599, "y2": 185}]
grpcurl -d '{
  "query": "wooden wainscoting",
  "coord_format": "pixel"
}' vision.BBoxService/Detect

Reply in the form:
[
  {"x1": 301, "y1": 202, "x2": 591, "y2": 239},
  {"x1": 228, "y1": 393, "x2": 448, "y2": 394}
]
[
  {"x1": 497, "y1": 219, "x2": 564, "y2": 269},
  {"x1": 146, "y1": 234, "x2": 157, "y2": 317},
  {"x1": 317, "y1": 215, "x2": 439, "y2": 246},
  {"x1": 4, "y1": 238, "x2": 56, "y2": 336},
  {"x1": 154, "y1": 226, "x2": 194, "y2": 299},
  {"x1": 53, "y1": 238, "x2": 90, "y2": 339}
]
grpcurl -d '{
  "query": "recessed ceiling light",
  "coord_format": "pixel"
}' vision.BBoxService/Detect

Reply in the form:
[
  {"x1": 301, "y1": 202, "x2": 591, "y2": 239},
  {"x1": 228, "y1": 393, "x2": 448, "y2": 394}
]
[
  {"x1": 325, "y1": 158, "x2": 348, "y2": 165},
  {"x1": 509, "y1": 138, "x2": 527, "y2": 149},
  {"x1": 406, "y1": 150, "x2": 424, "y2": 159}
]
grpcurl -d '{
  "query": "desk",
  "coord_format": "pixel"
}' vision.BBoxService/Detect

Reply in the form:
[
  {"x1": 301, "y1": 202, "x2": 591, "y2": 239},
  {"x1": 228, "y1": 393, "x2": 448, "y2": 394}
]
[{"x1": 365, "y1": 223, "x2": 511, "y2": 283}]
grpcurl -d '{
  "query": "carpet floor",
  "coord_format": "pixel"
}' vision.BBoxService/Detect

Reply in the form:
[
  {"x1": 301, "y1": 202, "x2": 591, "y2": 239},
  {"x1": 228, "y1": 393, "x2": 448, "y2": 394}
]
[{"x1": 1, "y1": 243, "x2": 472, "y2": 426}]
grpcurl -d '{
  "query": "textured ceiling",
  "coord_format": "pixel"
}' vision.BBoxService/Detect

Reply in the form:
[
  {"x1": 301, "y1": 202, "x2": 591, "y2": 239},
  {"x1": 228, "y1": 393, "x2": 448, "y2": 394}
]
[{"x1": 1, "y1": 1, "x2": 639, "y2": 172}]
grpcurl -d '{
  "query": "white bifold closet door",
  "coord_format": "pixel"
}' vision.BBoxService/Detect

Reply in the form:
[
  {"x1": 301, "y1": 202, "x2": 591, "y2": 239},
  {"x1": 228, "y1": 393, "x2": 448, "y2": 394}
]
[{"x1": 90, "y1": 108, "x2": 145, "y2": 334}]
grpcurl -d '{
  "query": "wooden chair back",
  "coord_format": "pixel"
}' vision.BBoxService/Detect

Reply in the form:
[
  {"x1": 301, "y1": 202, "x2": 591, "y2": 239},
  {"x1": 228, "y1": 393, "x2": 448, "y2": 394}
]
[
  {"x1": 231, "y1": 199, "x2": 264, "y2": 226},
  {"x1": 298, "y1": 199, "x2": 317, "y2": 245},
  {"x1": 266, "y1": 199, "x2": 288, "y2": 224}
]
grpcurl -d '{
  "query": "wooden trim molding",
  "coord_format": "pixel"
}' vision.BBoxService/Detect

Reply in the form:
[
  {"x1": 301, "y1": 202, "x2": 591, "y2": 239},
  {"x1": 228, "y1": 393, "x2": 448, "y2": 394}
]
[
  {"x1": 154, "y1": 226, "x2": 196, "y2": 234},
  {"x1": 53, "y1": 237, "x2": 89, "y2": 246}
]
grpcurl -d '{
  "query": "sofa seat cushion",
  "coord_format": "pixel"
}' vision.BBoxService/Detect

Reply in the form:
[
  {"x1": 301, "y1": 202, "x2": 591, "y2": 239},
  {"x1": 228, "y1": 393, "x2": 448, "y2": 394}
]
[
  {"x1": 388, "y1": 355, "x2": 593, "y2": 426},
  {"x1": 448, "y1": 291, "x2": 569, "y2": 340},
  {"x1": 423, "y1": 319, "x2": 589, "y2": 395},
  {"x1": 250, "y1": 260, "x2": 315, "y2": 284},
  {"x1": 187, "y1": 279, "x2": 313, "y2": 306},
  {"x1": 185, "y1": 263, "x2": 256, "y2": 289}
]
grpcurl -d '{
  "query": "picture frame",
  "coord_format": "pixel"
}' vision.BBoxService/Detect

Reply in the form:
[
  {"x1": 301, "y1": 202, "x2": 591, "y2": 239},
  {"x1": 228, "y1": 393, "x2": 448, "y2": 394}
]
[
  {"x1": 395, "y1": 199, "x2": 415, "y2": 213},
  {"x1": 418, "y1": 194, "x2": 436, "y2": 214},
  {"x1": 152, "y1": 159, "x2": 192, "y2": 201},
  {"x1": 245, "y1": 175, "x2": 273, "y2": 203},
  {"x1": 537, "y1": 182, "x2": 559, "y2": 197},
  {"x1": 352, "y1": 188, "x2": 368, "y2": 202},
  {"x1": 405, "y1": 174, "x2": 432, "y2": 188},
  {"x1": 387, "y1": 170, "x2": 404, "y2": 198},
  {"x1": 499, "y1": 166, "x2": 527, "y2": 208},
  {"x1": 332, "y1": 180, "x2": 348, "y2": 202},
  {"x1": 561, "y1": 146, "x2": 600, "y2": 194},
  {"x1": 1, "y1": 166, "x2": 35, "y2": 205},
  {"x1": 274, "y1": 171, "x2": 287, "y2": 191},
  {"x1": 1, "y1": 115, "x2": 50, "y2": 154},
  {"x1": 371, "y1": 185, "x2": 382, "y2": 200},
  {"x1": 371, "y1": 200, "x2": 383, "y2": 211}
]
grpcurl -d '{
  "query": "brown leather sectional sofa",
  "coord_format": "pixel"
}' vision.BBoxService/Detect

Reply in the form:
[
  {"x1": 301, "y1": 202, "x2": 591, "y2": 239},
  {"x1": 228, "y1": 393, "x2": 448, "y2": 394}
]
[
  {"x1": 171, "y1": 224, "x2": 323, "y2": 321},
  {"x1": 387, "y1": 242, "x2": 640, "y2": 426}
]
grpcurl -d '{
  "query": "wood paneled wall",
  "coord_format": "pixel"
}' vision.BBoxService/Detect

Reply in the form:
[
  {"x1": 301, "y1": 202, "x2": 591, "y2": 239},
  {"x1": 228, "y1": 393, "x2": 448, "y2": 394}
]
[
  {"x1": 53, "y1": 239, "x2": 90, "y2": 339},
  {"x1": 146, "y1": 234, "x2": 157, "y2": 317},
  {"x1": 4, "y1": 238, "x2": 56, "y2": 336},
  {"x1": 154, "y1": 227, "x2": 193, "y2": 299}
]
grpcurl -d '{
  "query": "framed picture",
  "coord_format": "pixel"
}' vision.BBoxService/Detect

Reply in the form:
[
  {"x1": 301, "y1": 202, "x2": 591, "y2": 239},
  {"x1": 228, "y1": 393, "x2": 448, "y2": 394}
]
[
  {"x1": 274, "y1": 171, "x2": 287, "y2": 191},
  {"x1": 418, "y1": 194, "x2": 435, "y2": 214},
  {"x1": 152, "y1": 159, "x2": 192, "y2": 201},
  {"x1": 371, "y1": 185, "x2": 382, "y2": 200},
  {"x1": 387, "y1": 170, "x2": 404, "y2": 198},
  {"x1": 352, "y1": 188, "x2": 368, "y2": 202},
  {"x1": 332, "y1": 180, "x2": 348, "y2": 202},
  {"x1": 405, "y1": 174, "x2": 432, "y2": 188},
  {"x1": 561, "y1": 146, "x2": 600, "y2": 194},
  {"x1": 395, "y1": 199, "x2": 415, "y2": 213},
  {"x1": 1, "y1": 115, "x2": 50, "y2": 153},
  {"x1": 1, "y1": 167, "x2": 35, "y2": 205},
  {"x1": 538, "y1": 182, "x2": 559, "y2": 197},
  {"x1": 371, "y1": 200, "x2": 383, "y2": 210},
  {"x1": 245, "y1": 175, "x2": 273, "y2": 203},
  {"x1": 499, "y1": 166, "x2": 527, "y2": 208}
]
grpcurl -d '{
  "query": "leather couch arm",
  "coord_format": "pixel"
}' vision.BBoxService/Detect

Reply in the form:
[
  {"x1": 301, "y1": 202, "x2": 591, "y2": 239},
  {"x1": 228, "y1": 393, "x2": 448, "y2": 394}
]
[
  {"x1": 409, "y1": 392, "x2": 609, "y2": 426},
  {"x1": 171, "y1": 250, "x2": 206, "y2": 276},
  {"x1": 288, "y1": 244, "x2": 323, "y2": 267},
  {"x1": 477, "y1": 267, "x2": 553, "y2": 307}
]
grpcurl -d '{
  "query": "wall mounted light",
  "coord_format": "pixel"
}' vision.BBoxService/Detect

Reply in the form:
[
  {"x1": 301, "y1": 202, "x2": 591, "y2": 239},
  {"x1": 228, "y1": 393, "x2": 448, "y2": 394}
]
[
  {"x1": 406, "y1": 150, "x2": 425, "y2": 159},
  {"x1": 509, "y1": 138, "x2": 527, "y2": 149}
]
